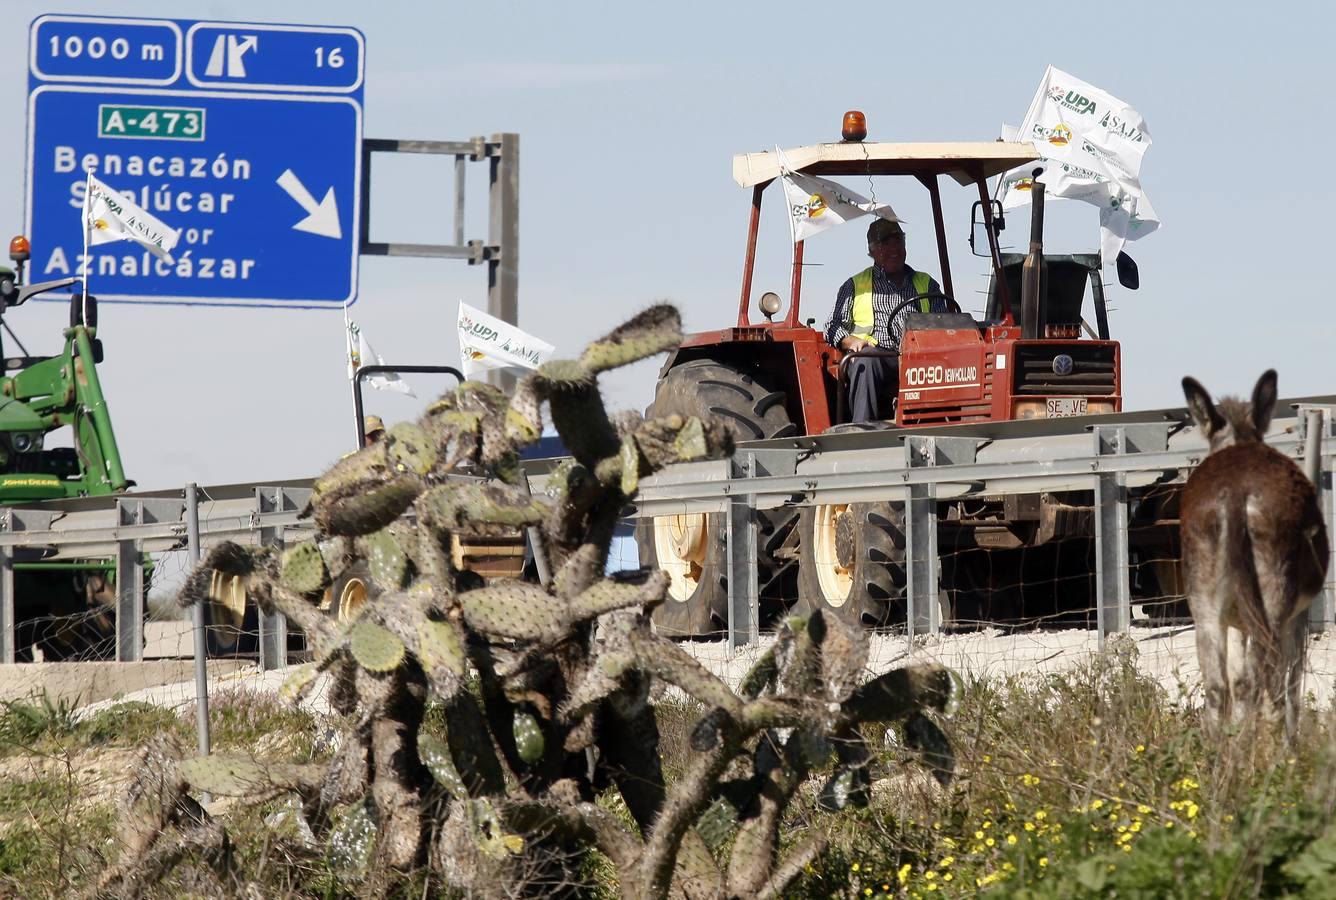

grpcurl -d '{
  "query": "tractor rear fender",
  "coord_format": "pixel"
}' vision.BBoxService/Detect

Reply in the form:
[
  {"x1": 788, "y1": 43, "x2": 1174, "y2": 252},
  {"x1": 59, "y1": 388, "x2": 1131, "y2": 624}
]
[{"x1": 660, "y1": 330, "x2": 836, "y2": 436}]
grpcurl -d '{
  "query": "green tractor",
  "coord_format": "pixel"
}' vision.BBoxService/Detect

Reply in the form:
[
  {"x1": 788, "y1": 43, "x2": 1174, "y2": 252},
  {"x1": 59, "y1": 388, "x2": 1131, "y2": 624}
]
[{"x1": 0, "y1": 236, "x2": 138, "y2": 660}]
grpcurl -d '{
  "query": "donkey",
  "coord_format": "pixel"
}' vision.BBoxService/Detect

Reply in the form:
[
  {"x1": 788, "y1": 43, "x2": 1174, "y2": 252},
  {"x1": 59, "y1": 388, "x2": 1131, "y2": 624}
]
[{"x1": 1180, "y1": 370, "x2": 1329, "y2": 737}]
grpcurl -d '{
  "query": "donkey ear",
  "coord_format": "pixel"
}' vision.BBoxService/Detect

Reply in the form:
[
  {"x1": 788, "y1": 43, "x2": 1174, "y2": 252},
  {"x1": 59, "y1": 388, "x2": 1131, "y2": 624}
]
[
  {"x1": 1182, "y1": 376, "x2": 1225, "y2": 436},
  {"x1": 1251, "y1": 369, "x2": 1279, "y2": 435}
]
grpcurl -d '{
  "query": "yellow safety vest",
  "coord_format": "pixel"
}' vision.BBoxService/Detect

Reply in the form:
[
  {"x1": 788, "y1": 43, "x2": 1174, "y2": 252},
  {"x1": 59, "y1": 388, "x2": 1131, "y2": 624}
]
[{"x1": 850, "y1": 267, "x2": 933, "y2": 345}]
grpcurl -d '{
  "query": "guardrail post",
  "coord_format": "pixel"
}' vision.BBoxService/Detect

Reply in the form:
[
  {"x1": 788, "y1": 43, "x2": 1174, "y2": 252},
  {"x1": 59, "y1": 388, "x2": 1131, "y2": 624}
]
[
  {"x1": 905, "y1": 437, "x2": 976, "y2": 639},
  {"x1": 1298, "y1": 406, "x2": 1336, "y2": 631},
  {"x1": 186, "y1": 483, "x2": 211, "y2": 802},
  {"x1": 726, "y1": 451, "x2": 759, "y2": 650},
  {"x1": 1094, "y1": 471, "x2": 1129, "y2": 645},
  {"x1": 256, "y1": 486, "x2": 311, "y2": 669},
  {"x1": 0, "y1": 509, "x2": 13, "y2": 663},
  {"x1": 1091, "y1": 425, "x2": 1167, "y2": 646},
  {"x1": 115, "y1": 499, "x2": 145, "y2": 662}
]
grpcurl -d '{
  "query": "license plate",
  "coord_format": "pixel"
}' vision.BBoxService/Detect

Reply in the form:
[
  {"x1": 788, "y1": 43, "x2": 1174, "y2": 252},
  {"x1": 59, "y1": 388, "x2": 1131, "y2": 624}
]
[{"x1": 1047, "y1": 398, "x2": 1087, "y2": 418}]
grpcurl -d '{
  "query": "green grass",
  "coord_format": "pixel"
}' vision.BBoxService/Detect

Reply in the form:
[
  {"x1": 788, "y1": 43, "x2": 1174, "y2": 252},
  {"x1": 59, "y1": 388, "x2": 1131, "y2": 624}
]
[
  {"x1": 789, "y1": 641, "x2": 1336, "y2": 898},
  {"x1": 5, "y1": 649, "x2": 1336, "y2": 898}
]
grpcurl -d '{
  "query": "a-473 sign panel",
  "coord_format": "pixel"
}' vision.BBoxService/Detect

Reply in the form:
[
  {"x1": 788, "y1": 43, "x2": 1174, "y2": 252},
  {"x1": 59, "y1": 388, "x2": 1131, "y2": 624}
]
[{"x1": 26, "y1": 15, "x2": 365, "y2": 308}]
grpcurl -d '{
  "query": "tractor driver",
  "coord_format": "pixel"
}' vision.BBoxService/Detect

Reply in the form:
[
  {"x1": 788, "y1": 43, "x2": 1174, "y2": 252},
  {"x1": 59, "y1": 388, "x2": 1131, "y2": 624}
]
[
  {"x1": 823, "y1": 217, "x2": 948, "y2": 423},
  {"x1": 364, "y1": 415, "x2": 386, "y2": 447}
]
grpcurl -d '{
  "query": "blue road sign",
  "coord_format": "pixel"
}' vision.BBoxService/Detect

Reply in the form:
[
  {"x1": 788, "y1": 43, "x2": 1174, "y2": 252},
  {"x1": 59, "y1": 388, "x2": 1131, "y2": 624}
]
[{"x1": 26, "y1": 15, "x2": 364, "y2": 308}]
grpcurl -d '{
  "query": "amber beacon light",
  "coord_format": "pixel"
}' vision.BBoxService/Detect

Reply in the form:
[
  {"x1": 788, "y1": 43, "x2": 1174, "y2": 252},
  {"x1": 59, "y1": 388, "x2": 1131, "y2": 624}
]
[
  {"x1": 8, "y1": 235, "x2": 30, "y2": 263},
  {"x1": 841, "y1": 110, "x2": 867, "y2": 142}
]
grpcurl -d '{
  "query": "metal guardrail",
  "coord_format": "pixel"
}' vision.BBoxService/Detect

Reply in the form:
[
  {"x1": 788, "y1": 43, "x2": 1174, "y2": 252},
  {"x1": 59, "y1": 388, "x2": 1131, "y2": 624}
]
[
  {"x1": 595, "y1": 401, "x2": 1336, "y2": 650},
  {"x1": 0, "y1": 484, "x2": 313, "y2": 665},
  {"x1": 0, "y1": 400, "x2": 1331, "y2": 662}
]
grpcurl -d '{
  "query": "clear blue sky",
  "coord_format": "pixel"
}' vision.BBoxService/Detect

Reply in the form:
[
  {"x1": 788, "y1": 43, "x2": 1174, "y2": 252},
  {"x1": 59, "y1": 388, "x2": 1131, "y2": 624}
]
[{"x1": 2, "y1": 0, "x2": 1332, "y2": 490}]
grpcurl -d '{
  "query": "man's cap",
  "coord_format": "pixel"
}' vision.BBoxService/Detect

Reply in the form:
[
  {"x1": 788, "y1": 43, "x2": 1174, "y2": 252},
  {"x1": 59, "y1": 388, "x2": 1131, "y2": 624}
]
[
  {"x1": 364, "y1": 415, "x2": 385, "y2": 435},
  {"x1": 867, "y1": 218, "x2": 905, "y2": 243}
]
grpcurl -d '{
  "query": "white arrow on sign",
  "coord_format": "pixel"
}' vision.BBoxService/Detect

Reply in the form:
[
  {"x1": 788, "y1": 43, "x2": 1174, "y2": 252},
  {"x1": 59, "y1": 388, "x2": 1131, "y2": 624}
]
[{"x1": 276, "y1": 169, "x2": 341, "y2": 239}]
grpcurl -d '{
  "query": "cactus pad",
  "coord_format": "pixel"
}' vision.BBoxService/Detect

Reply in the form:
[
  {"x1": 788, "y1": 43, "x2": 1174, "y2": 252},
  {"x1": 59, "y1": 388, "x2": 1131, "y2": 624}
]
[
  {"x1": 695, "y1": 798, "x2": 738, "y2": 850},
  {"x1": 363, "y1": 527, "x2": 409, "y2": 589},
  {"x1": 280, "y1": 541, "x2": 329, "y2": 594},
  {"x1": 314, "y1": 473, "x2": 424, "y2": 537},
  {"x1": 535, "y1": 358, "x2": 589, "y2": 387},
  {"x1": 179, "y1": 754, "x2": 318, "y2": 796},
  {"x1": 578, "y1": 304, "x2": 682, "y2": 374},
  {"x1": 327, "y1": 796, "x2": 378, "y2": 875},
  {"x1": 417, "y1": 732, "x2": 468, "y2": 800},
  {"x1": 458, "y1": 581, "x2": 564, "y2": 643},
  {"x1": 512, "y1": 712, "x2": 545, "y2": 764},
  {"x1": 619, "y1": 436, "x2": 640, "y2": 494},
  {"x1": 348, "y1": 620, "x2": 406, "y2": 672},
  {"x1": 385, "y1": 422, "x2": 438, "y2": 475},
  {"x1": 279, "y1": 664, "x2": 319, "y2": 705},
  {"x1": 415, "y1": 619, "x2": 466, "y2": 680}
]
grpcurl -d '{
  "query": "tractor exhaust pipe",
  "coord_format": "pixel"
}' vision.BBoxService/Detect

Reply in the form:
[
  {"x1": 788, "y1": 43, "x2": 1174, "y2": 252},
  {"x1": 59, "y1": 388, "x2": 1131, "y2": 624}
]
[{"x1": 1020, "y1": 172, "x2": 1046, "y2": 340}]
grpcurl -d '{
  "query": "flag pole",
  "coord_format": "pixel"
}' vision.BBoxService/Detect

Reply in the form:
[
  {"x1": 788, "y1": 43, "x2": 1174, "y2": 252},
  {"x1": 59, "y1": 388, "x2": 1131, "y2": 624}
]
[
  {"x1": 81, "y1": 171, "x2": 92, "y2": 326},
  {"x1": 343, "y1": 302, "x2": 362, "y2": 448}
]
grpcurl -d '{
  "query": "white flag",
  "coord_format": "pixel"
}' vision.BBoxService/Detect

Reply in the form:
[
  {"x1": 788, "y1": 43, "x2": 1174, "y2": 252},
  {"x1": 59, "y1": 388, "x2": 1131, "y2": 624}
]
[
  {"x1": 997, "y1": 66, "x2": 1159, "y2": 262},
  {"x1": 776, "y1": 147, "x2": 900, "y2": 243},
  {"x1": 82, "y1": 174, "x2": 180, "y2": 261},
  {"x1": 346, "y1": 320, "x2": 415, "y2": 396},
  {"x1": 457, "y1": 302, "x2": 555, "y2": 380}
]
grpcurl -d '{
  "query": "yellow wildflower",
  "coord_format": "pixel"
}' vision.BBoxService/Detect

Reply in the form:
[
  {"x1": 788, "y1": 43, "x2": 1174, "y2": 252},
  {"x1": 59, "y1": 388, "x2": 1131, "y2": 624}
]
[
  {"x1": 1136, "y1": 744, "x2": 1145, "y2": 753},
  {"x1": 1039, "y1": 857, "x2": 1049, "y2": 868},
  {"x1": 1006, "y1": 834, "x2": 1018, "y2": 845},
  {"x1": 939, "y1": 856, "x2": 955, "y2": 867},
  {"x1": 1035, "y1": 810, "x2": 1048, "y2": 821},
  {"x1": 1024, "y1": 822, "x2": 1036, "y2": 832},
  {"x1": 898, "y1": 863, "x2": 912, "y2": 886},
  {"x1": 985, "y1": 837, "x2": 996, "y2": 848}
]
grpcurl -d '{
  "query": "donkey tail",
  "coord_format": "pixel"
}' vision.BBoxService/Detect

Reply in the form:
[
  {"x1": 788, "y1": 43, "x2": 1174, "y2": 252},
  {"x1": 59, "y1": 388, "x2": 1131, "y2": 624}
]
[{"x1": 1220, "y1": 500, "x2": 1276, "y2": 652}]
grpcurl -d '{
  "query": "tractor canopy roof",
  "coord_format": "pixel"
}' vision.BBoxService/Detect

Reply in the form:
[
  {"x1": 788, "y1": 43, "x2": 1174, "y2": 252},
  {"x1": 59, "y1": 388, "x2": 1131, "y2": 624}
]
[{"x1": 732, "y1": 141, "x2": 1040, "y2": 188}]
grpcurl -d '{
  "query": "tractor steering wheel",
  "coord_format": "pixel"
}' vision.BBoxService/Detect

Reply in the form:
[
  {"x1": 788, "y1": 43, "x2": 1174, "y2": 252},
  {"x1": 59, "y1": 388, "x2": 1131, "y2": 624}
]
[{"x1": 884, "y1": 291, "x2": 962, "y2": 325}]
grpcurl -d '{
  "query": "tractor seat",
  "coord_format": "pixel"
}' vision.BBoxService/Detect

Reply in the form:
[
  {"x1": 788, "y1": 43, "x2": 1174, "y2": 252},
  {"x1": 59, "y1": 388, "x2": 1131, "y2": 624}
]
[{"x1": 902, "y1": 311, "x2": 980, "y2": 332}]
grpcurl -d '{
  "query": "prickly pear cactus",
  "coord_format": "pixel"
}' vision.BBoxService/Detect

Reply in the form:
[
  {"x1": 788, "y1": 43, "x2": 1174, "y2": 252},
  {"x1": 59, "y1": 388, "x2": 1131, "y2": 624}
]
[{"x1": 139, "y1": 304, "x2": 960, "y2": 900}]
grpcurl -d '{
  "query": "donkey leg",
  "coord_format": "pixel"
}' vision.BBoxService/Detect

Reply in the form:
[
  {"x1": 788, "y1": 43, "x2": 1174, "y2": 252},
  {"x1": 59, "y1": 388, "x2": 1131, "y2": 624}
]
[
  {"x1": 1226, "y1": 625, "x2": 1253, "y2": 726},
  {"x1": 1195, "y1": 619, "x2": 1231, "y2": 729},
  {"x1": 1280, "y1": 610, "x2": 1309, "y2": 740}
]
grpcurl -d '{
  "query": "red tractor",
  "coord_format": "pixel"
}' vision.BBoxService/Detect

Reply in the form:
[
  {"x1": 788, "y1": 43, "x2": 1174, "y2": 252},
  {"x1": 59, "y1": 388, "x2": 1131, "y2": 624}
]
[{"x1": 640, "y1": 120, "x2": 1138, "y2": 635}]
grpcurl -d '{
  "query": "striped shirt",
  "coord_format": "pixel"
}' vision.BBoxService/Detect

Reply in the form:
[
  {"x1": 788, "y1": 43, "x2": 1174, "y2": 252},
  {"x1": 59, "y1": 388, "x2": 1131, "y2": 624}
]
[{"x1": 824, "y1": 265, "x2": 946, "y2": 351}]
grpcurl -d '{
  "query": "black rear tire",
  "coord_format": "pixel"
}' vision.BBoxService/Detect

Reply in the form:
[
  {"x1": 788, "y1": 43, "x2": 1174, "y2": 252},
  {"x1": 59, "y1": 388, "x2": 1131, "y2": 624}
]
[
  {"x1": 326, "y1": 562, "x2": 381, "y2": 625},
  {"x1": 204, "y1": 570, "x2": 258, "y2": 657},
  {"x1": 638, "y1": 359, "x2": 798, "y2": 638},
  {"x1": 795, "y1": 501, "x2": 905, "y2": 628}
]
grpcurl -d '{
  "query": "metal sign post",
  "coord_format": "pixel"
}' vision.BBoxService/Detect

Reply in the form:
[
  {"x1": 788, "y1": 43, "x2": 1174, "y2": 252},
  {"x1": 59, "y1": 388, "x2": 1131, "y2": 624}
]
[{"x1": 26, "y1": 15, "x2": 364, "y2": 308}]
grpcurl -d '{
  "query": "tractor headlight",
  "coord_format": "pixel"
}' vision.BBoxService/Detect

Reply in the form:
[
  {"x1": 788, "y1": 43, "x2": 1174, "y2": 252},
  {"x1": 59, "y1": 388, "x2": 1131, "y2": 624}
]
[{"x1": 8, "y1": 431, "x2": 43, "y2": 453}]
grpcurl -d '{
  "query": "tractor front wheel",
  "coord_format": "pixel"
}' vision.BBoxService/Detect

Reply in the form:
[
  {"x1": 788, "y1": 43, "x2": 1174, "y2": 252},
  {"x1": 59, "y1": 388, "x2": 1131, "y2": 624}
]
[
  {"x1": 795, "y1": 501, "x2": 906, "y2": 628},
  {"x1": 203, "y1": 570, "x2": 257, "y2": 656},
  {"x1": 638, "y1": 359, "x2": 797, "y2": 637},
  {"x1": 637, "y1": 512, "x2": 727, "y2": 636},
  {"x1": 325, "y1": 562, "x2": 381, "y2": 624}
]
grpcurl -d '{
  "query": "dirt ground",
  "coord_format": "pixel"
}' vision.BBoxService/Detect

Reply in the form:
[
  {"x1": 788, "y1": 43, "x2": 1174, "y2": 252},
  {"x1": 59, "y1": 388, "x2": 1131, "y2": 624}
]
[{"x1": 31, "y1": 622, "x2": 1336, "y2": 721}]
